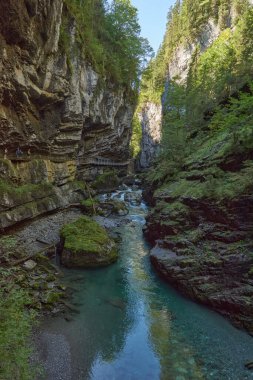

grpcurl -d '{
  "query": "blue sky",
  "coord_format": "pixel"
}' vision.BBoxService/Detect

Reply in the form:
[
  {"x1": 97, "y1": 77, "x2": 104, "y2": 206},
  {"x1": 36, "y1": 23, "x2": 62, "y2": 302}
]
[{"x1": 131, "y1": 0, "x2": 176, "y2": 53}]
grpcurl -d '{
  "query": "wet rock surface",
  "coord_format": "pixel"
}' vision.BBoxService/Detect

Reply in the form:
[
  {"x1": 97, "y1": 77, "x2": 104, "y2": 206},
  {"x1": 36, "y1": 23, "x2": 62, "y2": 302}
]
[
  {"x1": 14, "y1": 209, "x2": 82, "y2": 255},
  {"x1": 144, "y1": 168, "x2": 253, "y2": 334}
]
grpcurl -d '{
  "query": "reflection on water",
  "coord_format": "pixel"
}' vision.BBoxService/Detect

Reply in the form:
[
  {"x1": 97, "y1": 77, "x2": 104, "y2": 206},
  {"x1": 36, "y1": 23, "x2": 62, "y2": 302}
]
[{"x1": 39, "y1": 192, "x2": 253, "y2": 380}]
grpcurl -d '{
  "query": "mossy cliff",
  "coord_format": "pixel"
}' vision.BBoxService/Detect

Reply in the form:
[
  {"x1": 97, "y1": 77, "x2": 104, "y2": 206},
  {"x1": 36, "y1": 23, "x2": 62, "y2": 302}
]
[
  {"x1": 0, "y1": 0, "x2": 149, "y2": 229},
  {"x1": 141, "y1": 0, "x2": 253, "y2": 333}
]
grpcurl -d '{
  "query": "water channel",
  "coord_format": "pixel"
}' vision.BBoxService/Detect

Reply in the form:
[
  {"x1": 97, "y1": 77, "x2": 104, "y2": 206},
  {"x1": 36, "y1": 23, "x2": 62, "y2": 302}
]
[{"x1": 38, "y1": 189, "x2": 253, "y2": 380}]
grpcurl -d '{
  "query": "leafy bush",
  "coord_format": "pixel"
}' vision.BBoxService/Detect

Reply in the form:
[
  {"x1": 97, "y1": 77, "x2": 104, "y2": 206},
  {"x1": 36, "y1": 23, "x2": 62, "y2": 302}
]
[
  {"x1": 130, "y1": 113, "x2": 142, "y2": 158},
  {"x1": 210, "y1": 86, "x2": 253, "y2": 149},
  {"x1": 62, "y1": 0, "x2": 152, "y2": 92}
]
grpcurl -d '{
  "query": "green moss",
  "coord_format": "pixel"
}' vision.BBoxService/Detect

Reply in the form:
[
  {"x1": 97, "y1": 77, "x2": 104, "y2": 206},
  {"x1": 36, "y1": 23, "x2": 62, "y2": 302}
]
[
  {"x1": 72, "y1": 180, "x2": 86, "y2": 191},
  {"x1": 0, "y1": 289, "x2": 37, "y2": 380},
  {"x1": 61, "y1": 216, "x2": 110, "y2": 254},
  {"x1": 156, "y1": 178, "x2": 204, "y2": 199},
  {"x1": 202, "y1": 256, "x2": 223, "y2": 266},
  {"x1": 156, "y1": 201, "x2": 190, "y2": 218},
  {"x1": 0, "y1": 180, "x2": 53, "y2": 200},
  {"x1": 44, "y1": 291, "x2": 62, "y2": 305},
  {"x1": 0, "y1": 236, "x2": 17, "y2": 250},
  {"x1": 0, "y1": 159, "x2": 16, "y2": 180},
  {"x1": 187, "y1": 228, "x2": 205, "y2": 244},
  {"x1": 60, "y1": 216, "x2": 118, "y2": 268},
  {"x1": 154, "y1": 159, "x2": 253, "y2": 202},
  {"x1": 81, "y1": 198, "x2": 100, "y2": 215}
]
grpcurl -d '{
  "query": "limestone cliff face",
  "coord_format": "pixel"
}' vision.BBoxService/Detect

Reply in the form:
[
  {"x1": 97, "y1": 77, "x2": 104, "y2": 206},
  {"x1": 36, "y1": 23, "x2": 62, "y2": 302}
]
[
  {"x1": 139, "y1": 102, "x2": 162, "y2": 168},
  {"x1": 0, "y1": 0, "x2": 133, "y2": 229},
  {"x1": 168, "y1": 19, "x2": 220, "y2": 83},
  {"x1": 168, "y1": 5, "x2": 238, "y2": 83}
]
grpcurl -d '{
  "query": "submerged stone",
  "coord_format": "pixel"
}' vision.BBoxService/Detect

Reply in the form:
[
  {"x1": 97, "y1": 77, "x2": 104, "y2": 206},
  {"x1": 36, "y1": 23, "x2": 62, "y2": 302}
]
[{"x1": 60, "y1": 216, "x2": 118, "y2": 268}]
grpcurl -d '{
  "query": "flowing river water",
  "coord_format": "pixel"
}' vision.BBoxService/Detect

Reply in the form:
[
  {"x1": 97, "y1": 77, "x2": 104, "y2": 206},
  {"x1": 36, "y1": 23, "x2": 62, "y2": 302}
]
[{"x1": 37, "y1": 189, "x2": 253, "y2": 380}]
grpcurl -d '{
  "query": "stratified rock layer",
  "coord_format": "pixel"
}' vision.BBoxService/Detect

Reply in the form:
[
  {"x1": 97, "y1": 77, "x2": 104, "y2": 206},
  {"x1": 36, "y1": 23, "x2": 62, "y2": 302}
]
[
  {"x1": 0, "y1": 0, "x2": 133, "y2": 228},
  {"x1": 144, "y1": 158, "x2": 253, "y2": 334}
]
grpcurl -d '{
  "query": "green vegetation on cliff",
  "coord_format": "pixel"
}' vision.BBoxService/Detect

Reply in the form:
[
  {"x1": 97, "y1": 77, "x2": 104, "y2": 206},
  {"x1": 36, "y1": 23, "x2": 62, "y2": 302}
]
[
  {"x1": 93, "y1": 169, "x2": 120, "y2": 191},
  {"x1": 61, "y1": 0, "x2": 152, "y2": 92},
  {"x1": 139, "y1": 0, "x2": 253, "y2": 180},
  {"x1": 132, "y1": 0, "x2": 253, "y2": 154}
]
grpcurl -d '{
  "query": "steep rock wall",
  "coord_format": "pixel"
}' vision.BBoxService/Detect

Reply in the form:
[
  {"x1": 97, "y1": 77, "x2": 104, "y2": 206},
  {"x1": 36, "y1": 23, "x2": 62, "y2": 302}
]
[
  {"x1": 0, "y1": 0, "x2": 133, "y2": 229},
  {"x1": 143, "y1": 2, "x2": 253, "y2": 333},
  {"x1": 139, "y1": 102, "x2": 162, "y2": 168},
  {"x1": 168, "y1": 19, "x2": 221, "y2": 83}
]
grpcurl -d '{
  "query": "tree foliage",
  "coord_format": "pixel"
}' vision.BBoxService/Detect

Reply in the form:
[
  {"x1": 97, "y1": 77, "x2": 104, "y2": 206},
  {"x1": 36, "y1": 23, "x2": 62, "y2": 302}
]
[
  {"x1": 161, "y1": 81, "x2": 187, "y2": 164},
  {"x1": 130, "y1": 112, "x2": 142, "y2": 157},
  {"x1": 135, "y1": 0, "x2": 253, "y2": 165},
  {"x1": 210, "y1": 86, "x2": 253, "y2": 149},
  {"x1": 62, "y1": 0, "x2": 153, "y2": 92}
]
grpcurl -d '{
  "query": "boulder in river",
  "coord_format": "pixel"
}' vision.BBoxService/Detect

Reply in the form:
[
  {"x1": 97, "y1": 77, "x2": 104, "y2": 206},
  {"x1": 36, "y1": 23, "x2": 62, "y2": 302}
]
[
  {"x1": 124, "y1": 191, "x2": 142, "y2": 206},
  {"x1": 60, "y1": 216, "x2": 118, "y2": 268}
]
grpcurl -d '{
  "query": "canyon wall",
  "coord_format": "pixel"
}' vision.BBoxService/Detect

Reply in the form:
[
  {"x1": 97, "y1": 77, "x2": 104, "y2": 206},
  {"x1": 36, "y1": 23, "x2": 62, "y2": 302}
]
[
  {"x1": 0, "y1": 0, "x2": 133, "y2": 229},
  {"x1": 143, "y1": 1, "x2": 253, "y2": 333}
]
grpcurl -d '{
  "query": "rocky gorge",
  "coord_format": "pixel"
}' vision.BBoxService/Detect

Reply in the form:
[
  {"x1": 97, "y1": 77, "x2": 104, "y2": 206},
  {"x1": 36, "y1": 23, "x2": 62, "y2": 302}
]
[
  {"x1": 1, "y1": 0, "x2": 253, "y2": 378},
  {"x1": 143, "y1": 166, "x2": 253, "y2": 334}
]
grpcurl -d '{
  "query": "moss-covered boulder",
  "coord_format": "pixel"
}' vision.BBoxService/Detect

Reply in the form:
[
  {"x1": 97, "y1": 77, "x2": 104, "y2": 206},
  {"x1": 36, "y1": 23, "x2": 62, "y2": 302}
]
[{"x1": 60, "y1": 216, "x2": 118, "y2": 268}]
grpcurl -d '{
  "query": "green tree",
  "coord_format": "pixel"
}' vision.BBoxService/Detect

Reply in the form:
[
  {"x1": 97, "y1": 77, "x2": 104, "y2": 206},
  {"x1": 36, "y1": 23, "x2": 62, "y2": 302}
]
[
  {"x1": 161, "y1": 81, "x2": 188, "y2": 165},
  {"x1": 105, "y1": 0, "x2": 153, "y2": 88},
  {"x1": 63, "y1": 0, "x2": 152, "y2": 92}
]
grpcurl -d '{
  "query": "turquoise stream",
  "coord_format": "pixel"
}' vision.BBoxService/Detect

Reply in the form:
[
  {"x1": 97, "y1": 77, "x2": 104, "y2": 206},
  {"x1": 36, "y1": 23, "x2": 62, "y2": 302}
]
[{"x1": 41, "y1": 195, "x2": 253, "y2": 380}]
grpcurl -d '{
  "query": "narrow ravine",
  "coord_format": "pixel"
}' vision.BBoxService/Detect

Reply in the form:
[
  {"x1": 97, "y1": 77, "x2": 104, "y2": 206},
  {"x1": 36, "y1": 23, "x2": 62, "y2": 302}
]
[{"x1": 36, "y1": 189, "x2": 253, "y2": 380}]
